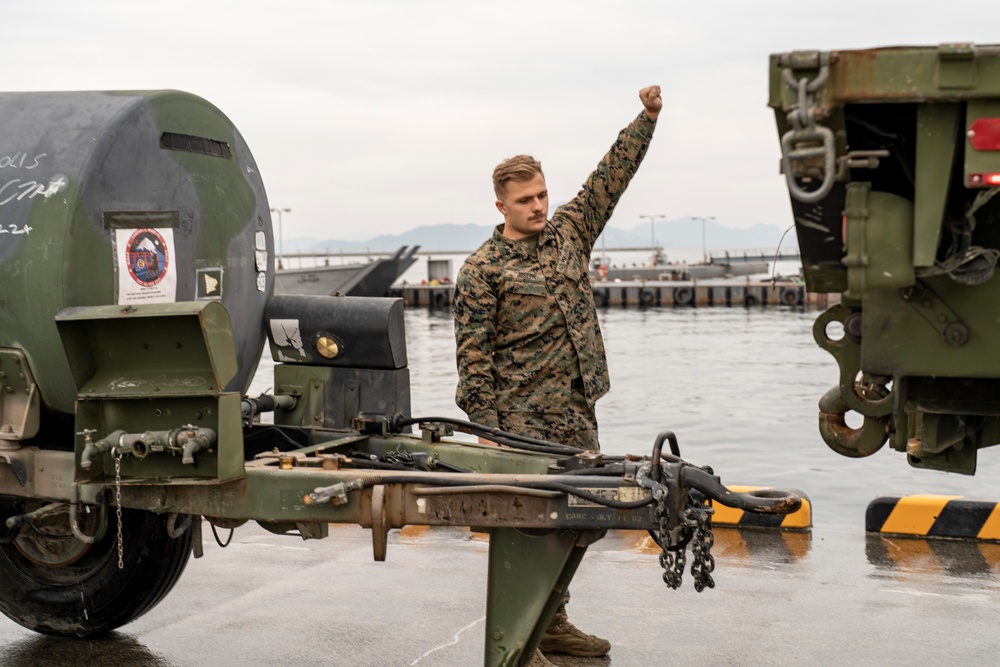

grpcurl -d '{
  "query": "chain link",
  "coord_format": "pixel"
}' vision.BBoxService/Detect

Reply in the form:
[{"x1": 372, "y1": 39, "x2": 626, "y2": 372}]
[
  {"x1": 688, "y1": 503, "x2": 716, "y2": 592},
  {"x1": 651, "y1": 483, "x2": 715, "y2": 592},
  {"x1": 112, "y1": 446, "x2": 124, "y2": 570}
]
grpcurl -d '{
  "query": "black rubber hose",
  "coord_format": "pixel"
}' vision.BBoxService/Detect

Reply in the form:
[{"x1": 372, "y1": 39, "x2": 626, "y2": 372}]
[
  {"x1": 430, "y1": 459, "x2": 472, "y2": 473},
  {"x1": 340, "y1": 458, "x2": 415, "y2": 472},
  {"x1": 555, "y1": 466, "x2": 623, "y2": 476}
]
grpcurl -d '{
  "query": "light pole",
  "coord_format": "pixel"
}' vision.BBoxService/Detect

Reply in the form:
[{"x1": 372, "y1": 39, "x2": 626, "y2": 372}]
[
  {"x1": 269, "y1": 207, "x2": 291, "y2": 268},
  {"x1": 638, "y1": 214, "x2": 667, "y2": 251},
  {"x1": 692, "y1": 216, "x2": 715, "y2": 262}
]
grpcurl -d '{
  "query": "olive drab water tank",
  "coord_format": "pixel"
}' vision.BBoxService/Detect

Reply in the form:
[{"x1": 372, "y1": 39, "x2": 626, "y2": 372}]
[{"x1": 0, "y1": 90, "x2": 273, "y2": 423}]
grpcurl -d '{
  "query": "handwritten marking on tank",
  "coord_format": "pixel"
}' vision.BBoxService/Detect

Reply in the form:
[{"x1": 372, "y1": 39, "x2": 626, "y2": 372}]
[
  {"x1": 0, "y1": 225, "x2": 32, "y2": 235},
  {"x1": 0, "y1": 152, "x2": 46, "y2": 169},
  {"x1": 108, "y1": 377, "x2": 143, "y2": 390},
  {"x1": 0, "y1": 153, "x2": 62, "y2": 215},
  {"x1": 0, "y1": 174, "x2": 67, "y2": 206}
]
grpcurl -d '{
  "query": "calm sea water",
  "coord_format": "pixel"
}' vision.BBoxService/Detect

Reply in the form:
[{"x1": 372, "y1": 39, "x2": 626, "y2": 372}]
[{"x1": 250, "y1": 305, "x2": 1000, "y2": 530}]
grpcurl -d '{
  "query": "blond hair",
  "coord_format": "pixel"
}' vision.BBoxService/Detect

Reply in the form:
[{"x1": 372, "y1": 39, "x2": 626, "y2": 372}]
[{"x1": 492, "y1": 155, "x2": 543, "y2": 199}]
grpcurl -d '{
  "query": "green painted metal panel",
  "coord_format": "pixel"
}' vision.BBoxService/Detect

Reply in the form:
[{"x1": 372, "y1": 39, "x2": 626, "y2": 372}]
[
  {"x1": 862, "y1": 279, "x2": 1000, "y2": 378},
  {"x1": 56, "y1": 301, "x2": 237, "y2": 395},
  {"x1": 914, "y1": 104, "x2": 960, "y2": 266},
  {"x1": 484, "y1": 528, "x2": 589, "y2": 667},
  {"x1": 844, "y1": 187, "x2": 914, "y2": 296},
  {"x1": 770, "y1": 46, "x2": 1000, "y2": 111}
]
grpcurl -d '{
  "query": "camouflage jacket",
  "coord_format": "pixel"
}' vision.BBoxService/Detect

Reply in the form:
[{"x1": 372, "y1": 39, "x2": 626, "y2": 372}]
[{"x1": 453, "y1": 112, "x2": 657, "y2": 427}]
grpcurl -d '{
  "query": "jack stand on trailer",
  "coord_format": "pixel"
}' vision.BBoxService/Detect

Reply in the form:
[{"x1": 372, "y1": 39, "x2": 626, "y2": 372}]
[{"x1": 484, "y1": 528, "x2": 599, "y2": 663}]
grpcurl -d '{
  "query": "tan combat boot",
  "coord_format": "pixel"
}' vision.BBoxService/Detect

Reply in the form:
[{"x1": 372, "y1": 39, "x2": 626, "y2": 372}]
[
  {"x1": 526, "y1": 648, "x2": 557, "y2": 666},
  {"x1": 537, "y1": 604, "x2": 612, "y2": 657}
]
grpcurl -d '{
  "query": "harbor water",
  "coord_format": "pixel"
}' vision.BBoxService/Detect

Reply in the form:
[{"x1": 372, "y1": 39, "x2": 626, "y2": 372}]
[{"x1": 251, "y1": 305, "x2": 1000, "y2": 530}]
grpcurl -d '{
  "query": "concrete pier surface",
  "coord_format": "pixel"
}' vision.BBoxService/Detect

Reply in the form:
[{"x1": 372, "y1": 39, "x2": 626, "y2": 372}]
[{"x1": 0, "y1": 521, "x2": 998, "y2": 666}]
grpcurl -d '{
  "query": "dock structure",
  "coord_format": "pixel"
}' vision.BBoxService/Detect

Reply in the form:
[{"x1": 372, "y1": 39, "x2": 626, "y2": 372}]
[
  {"x1": 706, "y1": 248, "x2": 802, "y2": 263},
  {"x1": 392, "y1": 279, "x2": 832, "y2": 309}
]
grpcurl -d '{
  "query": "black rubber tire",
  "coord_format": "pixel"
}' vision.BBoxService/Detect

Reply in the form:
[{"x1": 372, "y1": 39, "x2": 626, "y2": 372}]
[
  {"x1": 432, "y1": 290, "x2": 449, "y2": 308},
  {"x1": 780, "y1": 287, "x2": 803, "y2": 306},
  {"x1": 0, "y1": 502, "x2": 192, "y2": 637},
  {"x1": 673, "y1": 287, "x2": 694, "y2": 306}
]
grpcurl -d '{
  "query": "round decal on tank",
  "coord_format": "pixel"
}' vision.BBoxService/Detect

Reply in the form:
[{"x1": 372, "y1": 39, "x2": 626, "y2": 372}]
[{"x1": 126, "y1": 229, "x2": 169, "y2": 287}]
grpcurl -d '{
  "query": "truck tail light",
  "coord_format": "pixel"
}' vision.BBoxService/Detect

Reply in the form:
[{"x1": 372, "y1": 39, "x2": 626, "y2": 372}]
[{"x1": 968, "y1": 172, "x2": 1000, "y2": 186}]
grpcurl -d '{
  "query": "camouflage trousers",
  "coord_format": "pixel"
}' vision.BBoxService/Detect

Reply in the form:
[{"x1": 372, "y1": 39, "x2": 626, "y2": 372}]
[{"x1": 498, "y1": 387, "x2": 600, "y2": 452}]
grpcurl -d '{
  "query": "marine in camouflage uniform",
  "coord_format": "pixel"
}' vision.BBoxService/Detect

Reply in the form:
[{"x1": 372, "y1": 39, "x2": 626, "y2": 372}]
[{"x1": 453, "y1": 88, "x2": 660, "y2": 452}]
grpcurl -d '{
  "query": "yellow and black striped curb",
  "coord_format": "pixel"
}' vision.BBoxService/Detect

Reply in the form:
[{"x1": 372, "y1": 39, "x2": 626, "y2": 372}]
[
  {"x1": 866, "y1": 495, "x2": 1000, "y2": 541},
  {"x1": 711, "y1": 486, "x2": 812, "y2": 531}
]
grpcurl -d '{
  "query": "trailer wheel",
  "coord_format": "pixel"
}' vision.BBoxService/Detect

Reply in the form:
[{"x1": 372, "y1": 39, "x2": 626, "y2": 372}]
[{"x1": 0, "y1": 501, "x2": 192, "y2": 637}]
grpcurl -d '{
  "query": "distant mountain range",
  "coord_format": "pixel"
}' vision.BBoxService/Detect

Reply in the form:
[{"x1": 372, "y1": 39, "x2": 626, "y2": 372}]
[{"x1": 283, "y1": 217, "x2": 795, "y2": 254}]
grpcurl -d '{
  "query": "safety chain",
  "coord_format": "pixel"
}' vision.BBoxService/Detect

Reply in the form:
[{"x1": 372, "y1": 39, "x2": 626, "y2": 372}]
[
  {"x1": 635, "y1": 461, "x2": 718, "y2": 591},
  {"x1": 650, "y1": 480, "x2": 716, "y2": 592},
  {"x1": 687, "y1": 503, "x2": 716, "y2": 592},
  {"x1": 112, "y1": 446, "x2": 124, "y2": 570},
  {"x1": 653, "y1": 488, "x2": 684, "y2": 589}
]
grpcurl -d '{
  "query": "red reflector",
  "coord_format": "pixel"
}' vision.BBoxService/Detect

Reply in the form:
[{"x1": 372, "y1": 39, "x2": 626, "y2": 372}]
[{"x1": 969, "y1": 118, "x2": 1000, "y2": 150}]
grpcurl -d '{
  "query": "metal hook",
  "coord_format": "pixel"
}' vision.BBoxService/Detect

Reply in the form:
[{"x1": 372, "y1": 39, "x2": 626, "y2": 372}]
[
  {"x1": 69, "y1": 489, "x2": 109, "y2": 544},
  {"x1": 817, "y1": 386, "x2": 889, "y2": 458},
  {"x1": 680, "y1": 466, "x2": 802, "y2": 514}
]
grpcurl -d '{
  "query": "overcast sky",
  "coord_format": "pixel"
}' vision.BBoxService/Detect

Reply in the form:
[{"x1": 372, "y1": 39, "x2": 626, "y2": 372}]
[{"x1": 6, "y1": 2, "x2": 999, "y2": 241}]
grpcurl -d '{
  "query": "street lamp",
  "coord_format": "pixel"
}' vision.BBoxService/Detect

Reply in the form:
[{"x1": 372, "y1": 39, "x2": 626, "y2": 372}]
[
  {"x1": 269, "y1": 207, "x2": 291, "y2": 268},
  {"x1": 692, "y1": 216, "x2": 715, "y2": 262},
  {"x1": 638, "y1": 214, "x2": 667, "y2": 251}
]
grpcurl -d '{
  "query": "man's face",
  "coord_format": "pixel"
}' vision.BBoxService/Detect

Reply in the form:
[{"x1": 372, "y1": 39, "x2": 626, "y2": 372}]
[{"x1": 497, "y1": 172, "x2": 548, "y2": 240}]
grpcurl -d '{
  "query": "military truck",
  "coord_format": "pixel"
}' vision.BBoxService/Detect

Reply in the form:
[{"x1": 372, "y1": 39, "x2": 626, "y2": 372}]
[
  {"x1": 0, "y1": 91, "x2": 797, "y2": 666},
  {"x1": 771, "y1": 44, "x2": 1000, "y2": 475}
]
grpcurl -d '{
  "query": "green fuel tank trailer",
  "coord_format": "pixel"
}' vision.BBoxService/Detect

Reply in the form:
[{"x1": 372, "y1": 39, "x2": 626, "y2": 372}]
[
  {"x1": 0, "y1": 91, "x2": 271, "y2": 434},
  {"x1": 0, "y1": 90, "x2": 802, "y2": 664}
]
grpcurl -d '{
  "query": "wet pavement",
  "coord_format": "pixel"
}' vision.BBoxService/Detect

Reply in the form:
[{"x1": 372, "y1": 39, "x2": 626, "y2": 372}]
[{"x1": 1, "y1": 521, "x2": 999, "y2": 666}]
